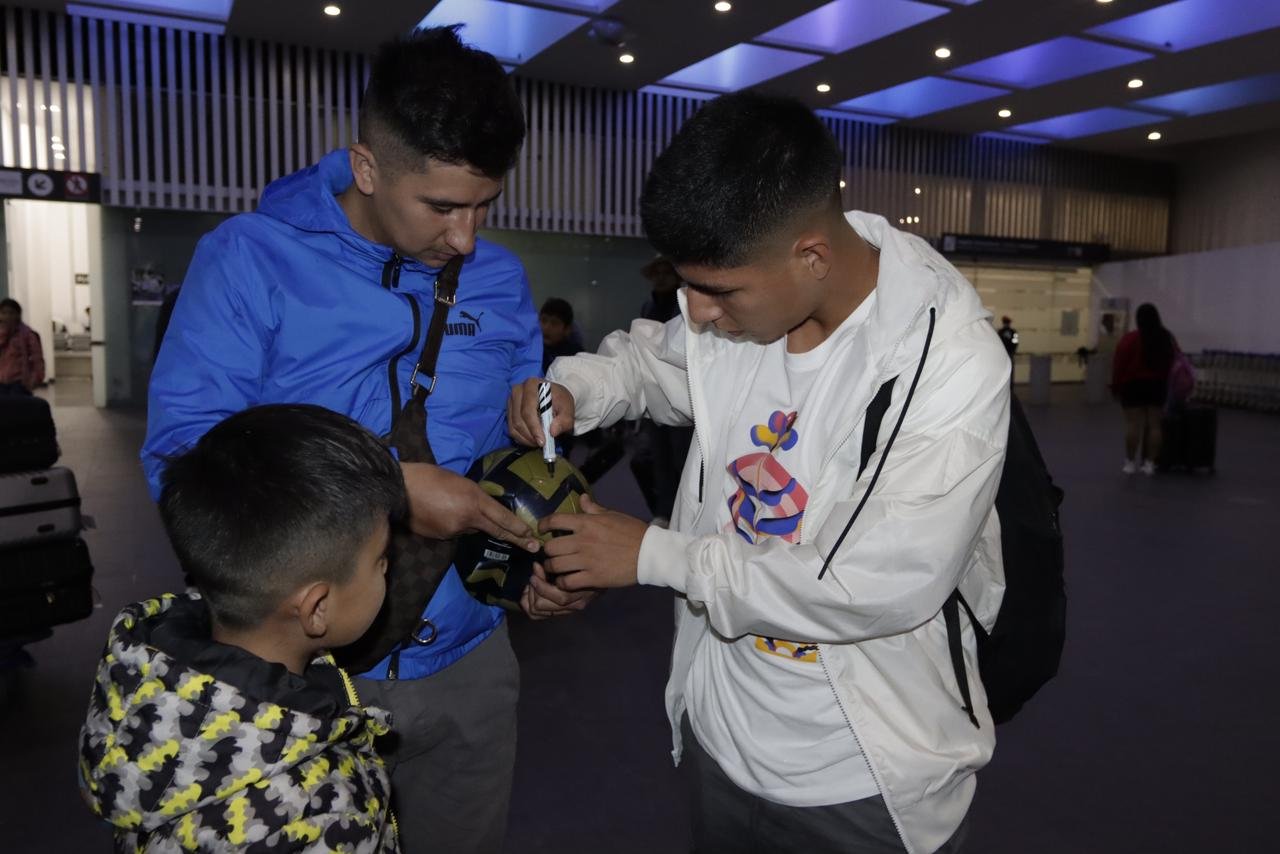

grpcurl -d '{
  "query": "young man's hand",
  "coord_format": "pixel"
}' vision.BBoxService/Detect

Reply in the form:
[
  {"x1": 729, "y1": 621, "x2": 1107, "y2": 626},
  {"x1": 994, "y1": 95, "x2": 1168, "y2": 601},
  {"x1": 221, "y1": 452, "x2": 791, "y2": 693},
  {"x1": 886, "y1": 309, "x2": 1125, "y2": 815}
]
[
  {"x1": 520, "y1": 563, "x2": 600, "y2": 620},
  {"x1": 540, "y1": 495, "x2": 649, "y2": 589},
  {"x1": 400, "y1": 462, "x2": 540, "y2": 552},
  {"x1": 508, "y1": 378, "x2": 576, "y2": 447}
]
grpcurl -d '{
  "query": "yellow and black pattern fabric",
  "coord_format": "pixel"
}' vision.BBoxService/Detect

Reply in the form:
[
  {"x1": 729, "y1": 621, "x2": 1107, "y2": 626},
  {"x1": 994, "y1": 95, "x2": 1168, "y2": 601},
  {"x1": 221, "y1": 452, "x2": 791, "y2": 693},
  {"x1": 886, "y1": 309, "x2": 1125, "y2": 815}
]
[
  {"x1": 77, "y1": 593, "x2": 398, "y2": 853},
  {"x1": 456, "y1": 447, "x2": 591, "y2": 610}
]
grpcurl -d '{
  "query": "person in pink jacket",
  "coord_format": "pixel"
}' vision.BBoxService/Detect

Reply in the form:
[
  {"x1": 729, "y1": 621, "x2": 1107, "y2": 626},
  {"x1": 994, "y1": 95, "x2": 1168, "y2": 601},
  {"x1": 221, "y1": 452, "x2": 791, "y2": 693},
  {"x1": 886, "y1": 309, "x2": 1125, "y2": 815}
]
[{"x1": 0, "y1": 298, "x2": 46, "y2": 395}]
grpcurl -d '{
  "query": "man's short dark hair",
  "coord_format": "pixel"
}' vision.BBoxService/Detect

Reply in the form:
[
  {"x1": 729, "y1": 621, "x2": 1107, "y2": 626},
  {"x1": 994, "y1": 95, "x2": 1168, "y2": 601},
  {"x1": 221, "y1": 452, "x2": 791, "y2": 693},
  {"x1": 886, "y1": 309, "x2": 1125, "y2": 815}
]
[
  {"x1": 640, "y1": 92, "x2": 842, "y2": 268},
  {"x1": 159, "y1": 405, "x2": 406, "y2": 629},
  {"x1": 359, "y1": 25, "x2": 525, "y2": 179},
  {"x1": 540, "y1": 298, "x2": 573, "y2": 326},
  {"x1": 0, "y1": 298, "x2": 21, "y2": 313}
]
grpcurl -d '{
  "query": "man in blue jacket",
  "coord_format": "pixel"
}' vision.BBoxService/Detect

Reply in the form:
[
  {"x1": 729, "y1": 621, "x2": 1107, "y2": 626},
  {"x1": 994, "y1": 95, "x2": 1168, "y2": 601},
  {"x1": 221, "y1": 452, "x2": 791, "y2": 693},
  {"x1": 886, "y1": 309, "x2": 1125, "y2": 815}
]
[{"x1": 143, "y1": 26, "x2": 589, "y2": 854}]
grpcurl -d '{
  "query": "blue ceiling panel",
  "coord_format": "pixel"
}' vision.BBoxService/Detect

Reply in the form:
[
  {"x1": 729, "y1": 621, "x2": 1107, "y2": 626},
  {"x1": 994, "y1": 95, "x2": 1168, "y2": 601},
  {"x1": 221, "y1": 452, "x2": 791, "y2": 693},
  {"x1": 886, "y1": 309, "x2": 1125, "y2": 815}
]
[
  {"x1": 948, "y1": 36, "x2": 1151, "y2": 89},
  {"x1": 836, "y1": 76, "x2": 1008, "y2": 118},
  {"x1": 659, "y1": 43, "x2": 823, "y2": 92},
  {"x1": 1006, "y1": 107, "x2": 1167, "y2": 140},
  {"x1": 1086, "y1": 0, "x2": 1280, "y2": 53},
  {"x1": 1132, "y1": 71, "x2": 1280, "y2": 116},
  {"x1": 755, "y1": 0, "x2": 950, "y2": 55},
  {"x1": 419, "y1": 0, "x2": 587, "y2": 65},
  {"x1": 533, "y1": 0, "x2": 620, "y2": 12}
]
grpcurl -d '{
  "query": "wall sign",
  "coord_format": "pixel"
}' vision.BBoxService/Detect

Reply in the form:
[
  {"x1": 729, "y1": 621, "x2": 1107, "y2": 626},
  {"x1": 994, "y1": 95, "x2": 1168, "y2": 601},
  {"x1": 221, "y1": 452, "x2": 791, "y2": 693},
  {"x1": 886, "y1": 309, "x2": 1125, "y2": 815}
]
[{"x1": 0, "y1": 168, "x2": 102, "y2": 203}]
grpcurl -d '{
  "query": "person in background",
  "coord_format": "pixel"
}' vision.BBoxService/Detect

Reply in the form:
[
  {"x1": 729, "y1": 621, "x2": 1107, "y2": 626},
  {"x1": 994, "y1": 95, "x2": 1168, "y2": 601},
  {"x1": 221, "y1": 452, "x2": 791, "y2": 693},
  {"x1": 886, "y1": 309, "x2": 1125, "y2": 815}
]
[
  {"x1": 0, "y1": 298, "x2": 46, "y2": 395},
  {"x1": 631, "y1": 258, "x2": 694, "y2": 527},
  {"x1": 1111, "y1": 302, "x2": 1178, "y2": 475},
  {"x1": 998, "y1": 316, "x2": 1018, "y2": 359},
  {"x1": 539, "y1": 297, "x2": 582, "y2": 374}
]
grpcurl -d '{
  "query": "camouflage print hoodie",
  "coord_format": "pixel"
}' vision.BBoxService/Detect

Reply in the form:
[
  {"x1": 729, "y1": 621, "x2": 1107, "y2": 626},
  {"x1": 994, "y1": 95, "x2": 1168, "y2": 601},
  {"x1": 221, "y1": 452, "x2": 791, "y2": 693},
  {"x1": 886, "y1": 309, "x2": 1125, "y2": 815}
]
[{"x1": 78, "y1": 593, "x2": 399, "y2": 853}]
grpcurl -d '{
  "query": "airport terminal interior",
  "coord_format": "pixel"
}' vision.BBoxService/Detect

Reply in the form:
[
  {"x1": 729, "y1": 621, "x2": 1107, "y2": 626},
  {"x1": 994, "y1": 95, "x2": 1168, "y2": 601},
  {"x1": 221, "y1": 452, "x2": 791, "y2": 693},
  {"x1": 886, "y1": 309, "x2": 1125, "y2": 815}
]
[{"x1": 0, "y1": 1, "x2": 1277, "y2": 852}]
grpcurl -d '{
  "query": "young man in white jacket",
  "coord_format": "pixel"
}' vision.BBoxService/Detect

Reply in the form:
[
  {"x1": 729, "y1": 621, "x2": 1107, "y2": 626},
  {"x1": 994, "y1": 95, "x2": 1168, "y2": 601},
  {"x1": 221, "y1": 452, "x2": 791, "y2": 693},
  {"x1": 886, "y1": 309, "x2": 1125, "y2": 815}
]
[{"x1": 509, "y1": 93, "x2": 1010, "y2": 853}]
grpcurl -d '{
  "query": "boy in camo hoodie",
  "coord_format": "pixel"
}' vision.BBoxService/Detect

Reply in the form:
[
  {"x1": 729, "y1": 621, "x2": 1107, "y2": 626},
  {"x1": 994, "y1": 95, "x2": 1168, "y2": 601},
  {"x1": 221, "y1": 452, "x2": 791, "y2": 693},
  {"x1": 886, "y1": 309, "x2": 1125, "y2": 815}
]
[{"x1": 79, "y1": 404, "x2": 405, "y2": 852}]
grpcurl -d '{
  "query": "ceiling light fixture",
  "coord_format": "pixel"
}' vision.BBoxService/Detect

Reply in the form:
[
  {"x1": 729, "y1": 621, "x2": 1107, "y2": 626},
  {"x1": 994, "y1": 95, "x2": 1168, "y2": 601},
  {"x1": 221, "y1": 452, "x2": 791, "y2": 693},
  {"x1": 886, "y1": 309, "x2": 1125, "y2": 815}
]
[
  {"x1": 899, "y1": 218, "x2": 905, "y2": 224},
  {"x1": 1147, "y1": 131, "x2": 1162, "y2": 141},
  {"x1": 914, "y1": 187, "x2": 922, "y2": 195},
  {"x1": 1128, "y1": 78, "x2": 1144, "y2": 89},
  {"x1": 714, "y1": 1, "x2": 732, "y2": 11},
  {"x1": 816, "y1": 82, "x2": 831, "y2": 93},
  {"x1": 839, "y1": 179, "x2": 847, "y2": 188},
  {"x1": 324, "y1": 5, "x2": 341, "y2": 16},
  {"x1": 53, "y1": 152, "x2": 65, "y2": 160},
  {"x1": 1096, "y1": 0, "x2": 1113, "y2": 4},
  {"x1": 935, "y1": 47, "x2": 952, "y2": 59},
  {"x1": 619, "y1": 52, "x2": 635, "y2": 64},
  {"x1": 998, "y1": 108, "x2": 1012, "y2": 118}
]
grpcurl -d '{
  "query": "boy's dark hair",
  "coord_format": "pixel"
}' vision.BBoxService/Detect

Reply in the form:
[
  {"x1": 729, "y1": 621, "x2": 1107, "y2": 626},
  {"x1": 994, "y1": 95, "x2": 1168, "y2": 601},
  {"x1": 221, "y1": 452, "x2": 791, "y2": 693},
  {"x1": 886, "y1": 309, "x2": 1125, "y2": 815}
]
[
  {"x1": 159, "y1": 405, "x2": 406, "y2": 629},
  {"x1": 360, "y1": 25, "x2": 525, "y2": 179},
  {"x1": 641, "y1": 92, "x2": 842, "y2": 268},
  {"x1": 0, "y1": 298, "x2": 21, "y2": 313},
  {"x1": 539, "y1": 297, "x2": 573, "y2": 325}
]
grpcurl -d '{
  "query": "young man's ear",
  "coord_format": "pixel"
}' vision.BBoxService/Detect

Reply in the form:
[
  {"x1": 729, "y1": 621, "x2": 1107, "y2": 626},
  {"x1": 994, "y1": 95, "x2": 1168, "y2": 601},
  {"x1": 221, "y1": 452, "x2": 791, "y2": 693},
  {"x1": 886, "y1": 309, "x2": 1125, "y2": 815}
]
[
  {"x1": 348, "y1": 143, "x2": 378, "y2": 196},
  {"x1": 294, "y1": 581, "x2": 333, "y2": 640},
  {"x1": 794, "y1": 232, "x2": 832, "y2": 281}
]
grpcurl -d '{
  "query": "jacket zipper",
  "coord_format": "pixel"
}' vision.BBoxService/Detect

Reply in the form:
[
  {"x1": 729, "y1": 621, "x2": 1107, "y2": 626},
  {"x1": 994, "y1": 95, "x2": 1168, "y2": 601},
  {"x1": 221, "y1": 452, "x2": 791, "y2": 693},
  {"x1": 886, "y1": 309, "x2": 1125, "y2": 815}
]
[
  {"x1": 381, "y1": 253, "x2": 420, "y2": 425},
  {"x1": 338, "y1": 666, "x2": 401, "y2": 845},
  {"x1": 817, "y1": 650, "x2": 911, "y2": 852}
]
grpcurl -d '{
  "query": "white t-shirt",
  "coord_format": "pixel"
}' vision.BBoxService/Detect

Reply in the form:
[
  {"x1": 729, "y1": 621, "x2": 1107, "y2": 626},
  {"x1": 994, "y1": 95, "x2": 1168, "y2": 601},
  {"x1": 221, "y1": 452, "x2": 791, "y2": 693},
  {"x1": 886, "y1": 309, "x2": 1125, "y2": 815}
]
[{"x1": 685, "y1": 293, "x2": 880, "y2": 807}]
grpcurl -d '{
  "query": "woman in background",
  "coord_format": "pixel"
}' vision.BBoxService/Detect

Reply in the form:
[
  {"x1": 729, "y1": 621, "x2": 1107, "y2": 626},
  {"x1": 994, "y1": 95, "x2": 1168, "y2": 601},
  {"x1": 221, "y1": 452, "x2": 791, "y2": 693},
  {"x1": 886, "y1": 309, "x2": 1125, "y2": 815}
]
[{"x1": 1111, "y1": 303, "x2": 1177, "y2": 475}]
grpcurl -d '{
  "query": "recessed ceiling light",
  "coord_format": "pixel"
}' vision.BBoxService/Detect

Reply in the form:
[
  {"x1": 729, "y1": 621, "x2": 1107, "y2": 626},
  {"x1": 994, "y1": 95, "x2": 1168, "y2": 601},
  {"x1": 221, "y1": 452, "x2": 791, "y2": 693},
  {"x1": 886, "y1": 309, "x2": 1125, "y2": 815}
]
[
  {"x1": 1096, "y1": 0, "x2": 1113, "y2": 4},
  {"x1": 50, "y1": 135, "x2": 61, "y2": 143},
  {"x1": 323, "y1": 4, "x2": 340, "y2": 16},
  {"x1": 997, "y1": 108, "x2": 1012, "y2": 118},
  {"x1": 619, "y1": 53, "x2": 635, "y2": 64},
  {"x1": 935, "y1": 47, "x2": 952, "y2": 59},
  {"x1": 1128, "y1": 78, "x2": 1144, "y2": 89},
  {"x1": 899, "y1": 218, "x2": 905, "y2": 224},
  {"x1": 714, "y1": 1, "x2": 732, "y2": 11},
  {"x1": 51, "y1": 142, "x2": 65, "y2": 151},
  {"x1": 816, "y1": 83, "x2": 831, "y2": 93},
  {"x1": 53, "y1": 152, "x2": 65, "y2": 160},
  {"x1": 839, "y1": 179, "x2": 847, "y2": 188},
  {"x1": 1147, "y1": 131, "x2": 1162, "y2": 141},
  {"x1": 914, "y1": 187, "x2": 922, "y2": 195}
]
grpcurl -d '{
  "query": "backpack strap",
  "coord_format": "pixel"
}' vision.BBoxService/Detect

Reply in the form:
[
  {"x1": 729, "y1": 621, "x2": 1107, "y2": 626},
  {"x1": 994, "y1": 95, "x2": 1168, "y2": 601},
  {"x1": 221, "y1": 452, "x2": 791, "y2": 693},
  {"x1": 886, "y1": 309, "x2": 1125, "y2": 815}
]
[
  {"x1": 943, "y1": 591, "x2": 980, "y2": 727},
  {"x1": 818, "y1": 307, "x2": 935, "y2": 581}
]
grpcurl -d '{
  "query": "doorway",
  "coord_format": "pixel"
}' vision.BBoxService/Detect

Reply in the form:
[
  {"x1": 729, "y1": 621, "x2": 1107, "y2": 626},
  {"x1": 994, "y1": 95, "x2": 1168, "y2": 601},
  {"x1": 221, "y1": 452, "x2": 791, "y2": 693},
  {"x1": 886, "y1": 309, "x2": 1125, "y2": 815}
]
[{"x1": 4, "y1": 198, "x2": 105, "y2": 407}]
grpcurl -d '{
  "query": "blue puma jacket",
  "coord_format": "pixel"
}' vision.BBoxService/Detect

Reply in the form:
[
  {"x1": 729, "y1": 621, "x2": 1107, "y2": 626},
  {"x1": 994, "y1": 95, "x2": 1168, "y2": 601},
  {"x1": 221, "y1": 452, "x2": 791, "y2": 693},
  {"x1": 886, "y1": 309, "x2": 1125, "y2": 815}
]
[{"x1": 142, "y1": 149, "x2": 541, "y2": 680}]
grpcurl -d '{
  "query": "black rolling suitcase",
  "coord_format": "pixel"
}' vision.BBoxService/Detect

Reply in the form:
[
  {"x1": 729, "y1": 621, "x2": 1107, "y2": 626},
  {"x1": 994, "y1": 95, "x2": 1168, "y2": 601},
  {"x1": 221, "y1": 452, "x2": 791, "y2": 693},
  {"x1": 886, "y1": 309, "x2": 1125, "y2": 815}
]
[
  {"x1": 1160, "y1": 405, "x2": 1217, "y2": 473},
  {"x1": 0, "y1": 468, "x2": 83, "y2": 547},
  {"x1": 0, "y1": 396, "x2": 59, "y2": 473},
  {"x1": 0, "y1": 538, "x2": 94, "y2": 635}
]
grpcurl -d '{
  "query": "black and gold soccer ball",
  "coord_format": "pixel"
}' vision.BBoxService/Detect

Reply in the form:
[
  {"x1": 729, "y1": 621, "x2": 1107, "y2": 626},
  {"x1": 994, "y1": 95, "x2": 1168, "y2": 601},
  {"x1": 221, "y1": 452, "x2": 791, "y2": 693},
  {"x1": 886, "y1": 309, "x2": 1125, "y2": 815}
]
[{"x1": 456, "y1": 447, "x2": 592, "y2": 611}]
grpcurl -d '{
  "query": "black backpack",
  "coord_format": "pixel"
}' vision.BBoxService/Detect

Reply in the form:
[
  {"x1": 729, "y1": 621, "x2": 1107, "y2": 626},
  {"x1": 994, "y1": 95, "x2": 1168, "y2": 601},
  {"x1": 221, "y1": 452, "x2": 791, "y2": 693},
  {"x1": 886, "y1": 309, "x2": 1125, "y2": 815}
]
[{"x1": 820, "y1": 308, "x2": 1066, "y2": 725}]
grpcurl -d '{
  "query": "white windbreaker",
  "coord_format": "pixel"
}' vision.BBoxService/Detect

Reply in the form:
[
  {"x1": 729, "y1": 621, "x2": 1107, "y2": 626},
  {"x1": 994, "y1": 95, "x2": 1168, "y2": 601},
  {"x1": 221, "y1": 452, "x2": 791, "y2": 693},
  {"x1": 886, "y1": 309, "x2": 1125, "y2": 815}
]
[{"x1": 548, "y1": 212, "x2": 1011, "y2": 854}]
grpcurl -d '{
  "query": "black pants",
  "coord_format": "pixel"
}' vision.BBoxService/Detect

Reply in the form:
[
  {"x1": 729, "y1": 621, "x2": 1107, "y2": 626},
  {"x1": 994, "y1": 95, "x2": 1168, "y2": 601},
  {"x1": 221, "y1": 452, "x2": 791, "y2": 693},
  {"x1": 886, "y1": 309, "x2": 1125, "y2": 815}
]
[{"x1": 683, "y1": 718, "x2": 969, "y2": 854}]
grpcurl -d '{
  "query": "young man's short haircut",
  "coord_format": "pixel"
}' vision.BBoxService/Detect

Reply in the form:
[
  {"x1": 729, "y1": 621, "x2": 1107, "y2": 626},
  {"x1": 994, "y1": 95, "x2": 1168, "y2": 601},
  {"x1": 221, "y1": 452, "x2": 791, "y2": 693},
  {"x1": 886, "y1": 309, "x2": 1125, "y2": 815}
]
[
  {"x1": 0, "y1": 297, "x2": 21, "y2": 312},
  {"x1": 359, "y1": 25, "x2": 526, "y2": 179},
  {"x1": 539, "y1": 297, "x2": 573, "y2": 326},
  {"x1": 640, "y1": 92, "x2": 842, "y2": 268},
  {"x1": 159, "y1": 405, "x2": 406, "y2": 629}
]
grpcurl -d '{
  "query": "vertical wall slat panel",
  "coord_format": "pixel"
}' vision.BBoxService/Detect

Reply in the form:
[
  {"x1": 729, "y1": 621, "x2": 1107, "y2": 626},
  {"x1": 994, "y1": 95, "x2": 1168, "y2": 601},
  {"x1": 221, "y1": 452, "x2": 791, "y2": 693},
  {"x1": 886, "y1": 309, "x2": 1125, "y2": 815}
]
[
  {"x1": 55, "y1": 14, "x2": 69, "y2": 171},
  {"x1": 252, "y1": 39, "x2": 264, "y2": 195},
  {"x1": 179, "y1": 30, "x2": 193, "y2": 207},
  {"x1": 238, "y1": 35, "x2": 250, "y2": 208},
  {"x1": 148, "y1": 24, "x2": 162, "y2": 208},
  {"x1": 4, "y1": 7, "x2": 17, "y2": 168},
  {"x1": 22, "y1": 8, "x2": 37, "y2": 169},
  {"x1": 37, "y1": 10, "x2": 52, "y2": 171},
  {"x1": 120, "y1": 23, "x2": 136, "y2": 207},
  {"x1": 267, "y1": 43, "x2": 279, "y2": 185},
  {"x1": 212, "y1": 32, "x2": 225, "y2": 210},
  {"x1": 195, "y1": 32, "x2": 208, "y2": 209},
  {"x1": 72, "y1": 14, "x2": 87, "y2": 172},
  {"x1": 165, "y1": 27, "x2": 179, "y2": 208},
  {"x1": 308, "y1": 47, "x2": 319, "y2": 163}
]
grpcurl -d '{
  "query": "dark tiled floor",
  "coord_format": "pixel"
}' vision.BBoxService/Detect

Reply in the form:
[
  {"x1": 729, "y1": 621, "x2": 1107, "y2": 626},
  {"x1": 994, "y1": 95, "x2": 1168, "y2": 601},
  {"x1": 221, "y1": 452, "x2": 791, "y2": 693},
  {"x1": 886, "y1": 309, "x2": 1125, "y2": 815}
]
[{"x1": 1, "y1": 388, "x2": 1276, "y2": 853}]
